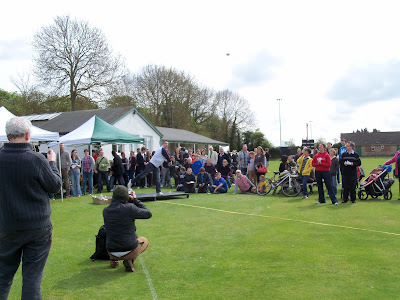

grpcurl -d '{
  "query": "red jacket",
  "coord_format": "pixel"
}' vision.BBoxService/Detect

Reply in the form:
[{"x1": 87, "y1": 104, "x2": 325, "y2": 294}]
[{"x1": 312, "y1": 151, "x2": 331, "y2": 172}]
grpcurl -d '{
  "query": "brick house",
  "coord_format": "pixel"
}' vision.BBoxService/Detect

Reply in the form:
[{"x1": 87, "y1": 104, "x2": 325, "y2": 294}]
[{"x1": 341, "y1": 132, "x2": 400, "y2": 157}]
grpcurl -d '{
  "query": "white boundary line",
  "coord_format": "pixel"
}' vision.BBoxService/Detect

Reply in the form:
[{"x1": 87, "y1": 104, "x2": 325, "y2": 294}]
[
  {"x1": 139, "y1": 256, "x2": 159, "y2": 300},
  {"x1": 159, "y1": 201, "x2": 400, "y2": 237}
]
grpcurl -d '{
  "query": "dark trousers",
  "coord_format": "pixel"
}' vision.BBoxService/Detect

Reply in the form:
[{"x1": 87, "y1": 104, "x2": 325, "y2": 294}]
[
  {"x1": 0, "y1": 225, "x2": 52, "y2": 300},
  {"x1": 197, "y1": 185, "x2": 208, "y2": 193},
  {"x1": 131, "y1": 163, "x2": 161, "y2": 193},
  {"x1": 343, "y1": 175, "x2": 357, "y2": 202},
  {"x1": 315, "y1": 171, "x2": 338, "y2": 204},
  {"x1": 97, "y1": 171, "x2": 110, "y2": 193},
  {"x1": 241, "y1": 167, "x2": 248, "y2": 176},
  {"x1": 184, "y1": 184, "x2": 195, "y2": 193}
]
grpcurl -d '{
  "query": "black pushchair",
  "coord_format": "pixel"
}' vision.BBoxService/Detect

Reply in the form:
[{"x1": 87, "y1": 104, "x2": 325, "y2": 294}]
[{"x1": 358, "y1": 166, "x2": 394, "y2": 200}]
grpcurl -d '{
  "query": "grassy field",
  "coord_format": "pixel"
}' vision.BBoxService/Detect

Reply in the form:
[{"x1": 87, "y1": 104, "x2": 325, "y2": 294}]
[{"x1": 8, "y1": 156, "x2": 400, "y2": 299}]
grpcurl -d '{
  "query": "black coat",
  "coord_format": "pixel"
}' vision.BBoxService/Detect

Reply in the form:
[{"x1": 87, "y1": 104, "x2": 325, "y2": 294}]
[
  {"x1": 103, "y1": 198, "x2": 152, "y2": 252},
  {"x1": 112, "y1": 155, "x2": 124, "y2": 176}
]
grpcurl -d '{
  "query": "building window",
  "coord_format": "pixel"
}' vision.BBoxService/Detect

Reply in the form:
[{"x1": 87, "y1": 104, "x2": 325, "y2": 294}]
[
  {"x1": 381, "y1": 145, "x2": 385, "y2": 150},
  {"x1": 371, "y1": 146, "x2": 375, "y2": 151},
  {"x1": 143, "y1": 136, "x2": 152, "y2": 151},
  {"x1": 112, "y1": 144, "x2": 123, "y2": 153}
]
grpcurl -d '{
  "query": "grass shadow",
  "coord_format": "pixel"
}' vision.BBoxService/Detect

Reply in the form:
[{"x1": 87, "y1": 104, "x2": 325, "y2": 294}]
[{"x1": 55, "y1": 259, "x2": 136, "y2": 290}]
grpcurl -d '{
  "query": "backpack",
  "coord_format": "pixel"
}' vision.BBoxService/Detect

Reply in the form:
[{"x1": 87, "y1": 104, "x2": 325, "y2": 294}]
[{"x1": 90, "y1": 225, "x2": 110, "y2": 260}]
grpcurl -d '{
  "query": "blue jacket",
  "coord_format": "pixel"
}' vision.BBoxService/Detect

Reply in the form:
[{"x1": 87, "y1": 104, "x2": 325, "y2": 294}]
[
  {"x1": 192, "y1": 160, "x2": 203, "y2": 175},
  {"x1": 213, "y1": 177, "x2": 228, "y2": 190}
]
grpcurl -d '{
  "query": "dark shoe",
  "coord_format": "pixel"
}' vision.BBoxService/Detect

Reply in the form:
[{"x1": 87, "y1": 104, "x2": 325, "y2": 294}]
[
  {"x1": 351, "y1": 201, "x2": 356, "y2": 203},
  {"x1": 316, "y1": 201, "x2": 326, "y2": 204},
  {"x1": 123, "y1": 260, "x2": 135, "y2": 272},
  {"x1": 110, "y1": 260, "x2": 120, "y2": 268},
  {"x1": 341, "y1": 201, "x2": 347, "y2": 203}
]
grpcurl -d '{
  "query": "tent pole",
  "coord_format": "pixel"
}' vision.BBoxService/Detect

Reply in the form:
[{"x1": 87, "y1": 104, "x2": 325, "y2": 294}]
[{"x1": 58, "y1": 144, "x2": 63, "y2": 202}]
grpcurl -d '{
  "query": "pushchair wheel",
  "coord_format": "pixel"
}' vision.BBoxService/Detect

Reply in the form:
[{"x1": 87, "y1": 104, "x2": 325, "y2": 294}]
[
  {"x1": 370, "y1": 194, "x2": 378, "y2": 199},
  {"x1": 384, "y1": 191, "x2": 392, "y2": 200},
  {"x1": 358, "y1": 190, "x2": 368, "y2": 200}
]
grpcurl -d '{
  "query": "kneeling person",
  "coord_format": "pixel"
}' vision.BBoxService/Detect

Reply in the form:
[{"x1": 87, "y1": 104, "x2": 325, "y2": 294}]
[
  {"x1": 208, "y1": 172, "x2": 228, "y2": 194},
  {"x1": 103, "y1": 186, "x2": 152, "y2": 272},
  {"x1": 184, "y1": 167, "x2": 196, "y2": 193},
  {"x1": 197, "y1": 167, "x2": 212, "y2": 193}
]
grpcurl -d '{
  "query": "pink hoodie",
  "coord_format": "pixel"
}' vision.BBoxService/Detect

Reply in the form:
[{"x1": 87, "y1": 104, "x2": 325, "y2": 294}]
[{"x1": 385, "y1": 151, "x2": 400, "y2": 176}]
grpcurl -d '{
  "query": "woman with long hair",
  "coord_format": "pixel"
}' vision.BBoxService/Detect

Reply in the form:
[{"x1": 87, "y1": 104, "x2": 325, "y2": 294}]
[{"x1": 70, "y1": 149, "x2": 82, "y2": 197}]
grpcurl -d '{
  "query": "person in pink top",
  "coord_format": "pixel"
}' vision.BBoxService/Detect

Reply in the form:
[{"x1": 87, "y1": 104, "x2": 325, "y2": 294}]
[
  {"x1": 233, "y1": 169, "x2": 256, "y2": 194},
  {"x1": 312, "y1": 143, "x2": 338, "y2": 205},
  {"x1": 384, "y1": 150, "x2": 400, "y2": 200}
]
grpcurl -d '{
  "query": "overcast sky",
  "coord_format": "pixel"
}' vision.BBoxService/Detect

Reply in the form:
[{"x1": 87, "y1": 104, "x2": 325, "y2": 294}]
[{"x1": 1, "y1": 0, "x2": 400, "y2": 147}]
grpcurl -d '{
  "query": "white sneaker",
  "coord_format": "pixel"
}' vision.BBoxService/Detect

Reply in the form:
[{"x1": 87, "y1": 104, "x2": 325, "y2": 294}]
[{"x1": 156, "y1": 192, "x2": 164, "y2": 197}]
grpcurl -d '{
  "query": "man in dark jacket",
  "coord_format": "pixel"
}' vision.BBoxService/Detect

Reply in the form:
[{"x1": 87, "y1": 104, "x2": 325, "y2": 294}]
[
  {"x1": 196, "y1": 167, "x2": 212, "y2": 193},
  {"x1": 339, "y1": 141, "x2": 361, "y2": 203},
  {"x1": 217, "y1": 147, "x2": 231, "y2": 169},
  {"x1": 0, "y1": 117, "x2": 62, "y2": 299},
  {"x1": 103, "y1": 186, "x2": 152, "y2": 272},
  {"x1": 135, "y1": 147, "x2": 146, "y2": 188},
  {"x1": 111, "y1": 151, "x2": 125, "y2": 189}
]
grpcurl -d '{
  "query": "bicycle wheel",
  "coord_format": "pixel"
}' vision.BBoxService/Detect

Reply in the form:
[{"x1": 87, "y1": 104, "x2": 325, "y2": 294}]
[
  {"x1": 257, "y1": 179, "x2": 273, "y2": 195},
  {"x1": 281, "y1": 180, "x2": 301, "y2": 197}
]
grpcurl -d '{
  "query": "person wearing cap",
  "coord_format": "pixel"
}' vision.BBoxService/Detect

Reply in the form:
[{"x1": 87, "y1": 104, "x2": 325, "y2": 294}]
[{"x1": 103, "y1": 186, "x2": 152, "y2": 272}]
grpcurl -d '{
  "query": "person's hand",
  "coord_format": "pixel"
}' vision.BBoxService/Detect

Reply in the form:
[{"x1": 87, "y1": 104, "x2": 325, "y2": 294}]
[
  {"x1": 94, "y1": 170, "x2": 98, "y2": 174},
  {"x1": 168, "y1": 162, "x2": 172, "y2": 167},
  {"x1": 101, "y1": 163, "x2": 104, "y2": 167},
  {"x1": 47, "y1": 150, "x2": 56, "y2": 162}
]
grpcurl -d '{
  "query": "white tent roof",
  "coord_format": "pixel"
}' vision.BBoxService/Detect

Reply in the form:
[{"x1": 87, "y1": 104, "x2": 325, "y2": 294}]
[{"x1": 0, "y1": 106, "x2": 59, "y2": 142}]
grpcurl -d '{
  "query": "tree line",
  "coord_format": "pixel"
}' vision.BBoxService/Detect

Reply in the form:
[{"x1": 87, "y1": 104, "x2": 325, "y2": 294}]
[{"x1": 1, "y1": 15, "x2": 274, "y2": 152}]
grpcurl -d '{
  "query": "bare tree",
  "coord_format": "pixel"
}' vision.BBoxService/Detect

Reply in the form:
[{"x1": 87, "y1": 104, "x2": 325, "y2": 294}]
[{"x1": 32, "y1": 15, "x2": 124, "y2": 111}]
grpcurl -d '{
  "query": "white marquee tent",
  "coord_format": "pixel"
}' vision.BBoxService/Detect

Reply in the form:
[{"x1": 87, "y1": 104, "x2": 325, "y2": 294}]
[{"x1": 0, "y1": 106, "x2": 59, "y2": 142}]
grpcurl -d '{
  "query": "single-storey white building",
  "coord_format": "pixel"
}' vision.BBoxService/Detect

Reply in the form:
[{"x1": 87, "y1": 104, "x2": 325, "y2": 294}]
[{"x1": 25, "y1": 107, "x2": 163, "y2": 159}]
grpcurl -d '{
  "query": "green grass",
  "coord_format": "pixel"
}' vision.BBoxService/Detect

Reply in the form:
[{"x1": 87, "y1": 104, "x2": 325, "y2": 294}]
[{"x1": 8, "y1": 157, "x2": 400, "y2": 299}]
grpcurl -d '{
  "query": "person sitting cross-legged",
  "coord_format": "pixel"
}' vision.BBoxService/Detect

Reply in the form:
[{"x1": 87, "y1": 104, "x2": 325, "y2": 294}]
[
  {"x1": 196, "y1": 167, "x2": 212, "y2": 193},
  {"x1": 103, "y1": 186, "x2": 152, "y2": 272},
  {"x1": 208, "y1": 172, "x2": 228, "y2": 194}
]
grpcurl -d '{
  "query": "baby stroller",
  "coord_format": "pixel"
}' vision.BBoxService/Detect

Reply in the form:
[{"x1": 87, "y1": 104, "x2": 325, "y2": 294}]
[{"x1": 358, "y1": 165, "x2": 394, "y2": 200}]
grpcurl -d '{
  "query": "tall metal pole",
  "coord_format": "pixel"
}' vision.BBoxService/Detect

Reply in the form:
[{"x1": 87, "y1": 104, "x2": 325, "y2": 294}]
[
  {"x1": 277, "y1": 99, "x2": 282, "y2": 147},
  {"x1": 306, "y1": 123, "x2": 308, "y2": 141},
  {"x1": 309, "y1": 121, "x2": 313, "y2": 139}
]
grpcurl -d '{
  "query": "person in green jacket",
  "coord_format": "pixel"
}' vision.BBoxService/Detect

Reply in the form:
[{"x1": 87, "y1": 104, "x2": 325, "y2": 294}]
[{"x1": 94, "y1": 149, "x2": 110, "y2": 193}]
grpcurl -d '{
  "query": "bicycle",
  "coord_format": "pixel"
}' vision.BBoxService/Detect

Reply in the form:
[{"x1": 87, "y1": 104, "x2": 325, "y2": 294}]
[{"x1": 257, "y1": 169, "x2": 301, "y2": 197}]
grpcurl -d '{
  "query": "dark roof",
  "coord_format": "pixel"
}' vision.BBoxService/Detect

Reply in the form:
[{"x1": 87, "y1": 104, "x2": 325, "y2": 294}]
[
  {"x1": 23, "y1": 107, "x2": 162, "y2": 137},
  {"x1": 156, "y1": 126, "x2": 228, "y2": 145},
  {"x1": 341, "y1": 131, "x2": 400, "y2": 145}
]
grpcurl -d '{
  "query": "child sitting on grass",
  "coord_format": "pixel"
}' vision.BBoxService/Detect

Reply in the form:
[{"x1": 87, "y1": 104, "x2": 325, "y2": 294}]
[
  {"x1": 176, "y1": 166, "x2": 186, "y2": 192},
  {"x1": 184, "y1": 167, "x2": 196, "y2": 193}
]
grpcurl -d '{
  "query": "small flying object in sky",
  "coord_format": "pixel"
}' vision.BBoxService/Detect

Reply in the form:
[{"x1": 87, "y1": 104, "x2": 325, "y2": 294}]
[{"x1": 226, "y1": 53, "x2": 230, "y2": 56}]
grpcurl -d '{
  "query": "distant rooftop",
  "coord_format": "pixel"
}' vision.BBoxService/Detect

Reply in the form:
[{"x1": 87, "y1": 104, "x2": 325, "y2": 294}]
[
  {"x1": 156, "y1": 126, "x2": 228, "y2": 145},
  {"x1": 341, "y1": 131, "x2": 400, "y2": 145}
]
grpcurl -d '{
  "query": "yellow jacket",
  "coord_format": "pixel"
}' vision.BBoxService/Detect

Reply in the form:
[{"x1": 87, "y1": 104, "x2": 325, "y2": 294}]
[{"x1": 297, "y1": 156, "x2": 313, "y2": 176}]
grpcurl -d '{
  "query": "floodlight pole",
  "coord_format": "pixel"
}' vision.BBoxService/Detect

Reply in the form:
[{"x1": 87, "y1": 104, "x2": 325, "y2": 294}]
[
  {"x1": 309, "y1": 120, "x2": 313, "y2": 139},
  {"x1": 277, "y1": 99, "x2": 282, "y2": 147}
]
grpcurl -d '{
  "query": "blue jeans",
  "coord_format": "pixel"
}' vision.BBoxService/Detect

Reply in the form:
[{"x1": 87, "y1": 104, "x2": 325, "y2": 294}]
[
  {"x1": 301, "y1": 175, "x2": 310, "y2": 197},
  {"x1": 315, "y1": 171, "x2": 337, "y2": 204},
  {"x1": 331, "y1": 175, "x2": 337, "y2": 196},
  {"x1": 0, "y1": 225, "x2": 52, "y2": 300},
  {"x1": 110, "y1": 174, "x2": 124, "y2": 190},
  {"x1": 241, "y1": 167, "x2": 248, "y2": 176},
  {"x1": 82, "y1": 171, "x2": 93, "y2": 195},
  {"x1": 131, "y1": 163, "x2": 161, "y2": 193},
  {"x1": 70, "y1": 172, "x2": 82, "y2": 197}
]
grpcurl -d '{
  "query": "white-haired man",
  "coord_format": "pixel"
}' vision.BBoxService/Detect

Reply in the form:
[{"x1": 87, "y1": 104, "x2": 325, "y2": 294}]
[{"x1": 0, "y1": 117, "x2": 62, "y2": 299}]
